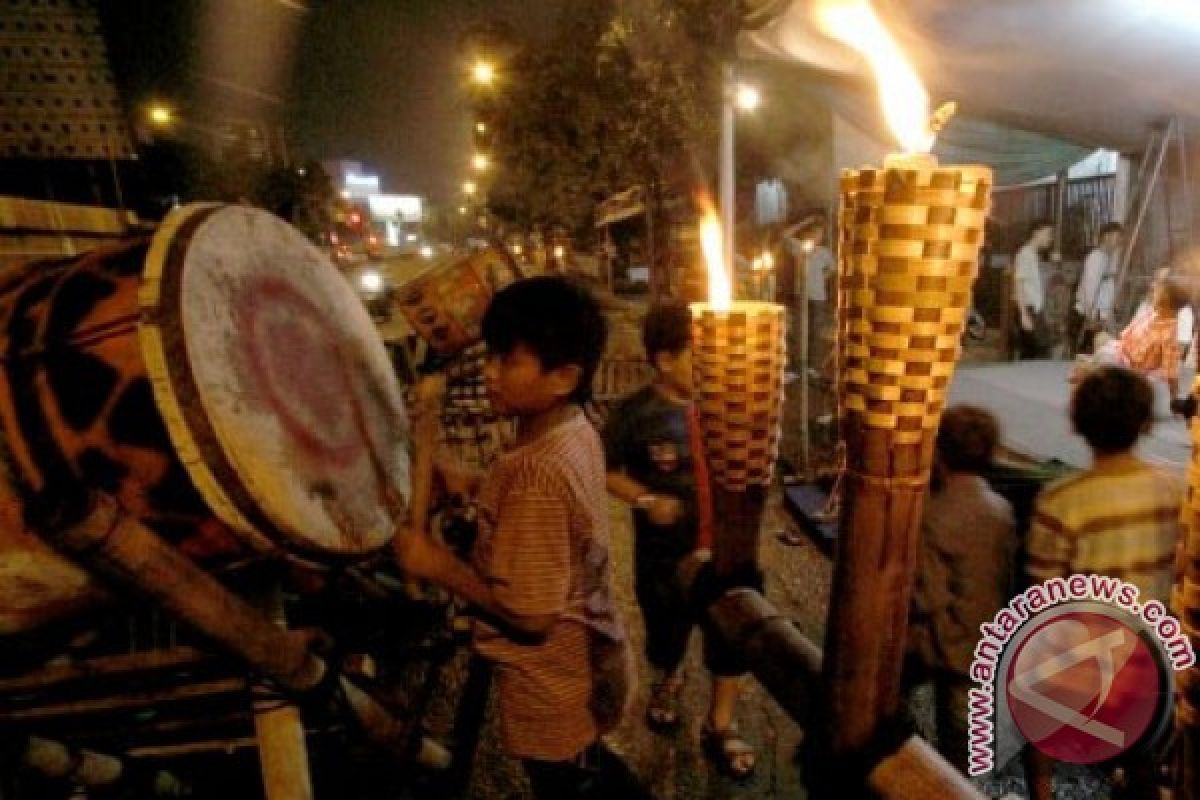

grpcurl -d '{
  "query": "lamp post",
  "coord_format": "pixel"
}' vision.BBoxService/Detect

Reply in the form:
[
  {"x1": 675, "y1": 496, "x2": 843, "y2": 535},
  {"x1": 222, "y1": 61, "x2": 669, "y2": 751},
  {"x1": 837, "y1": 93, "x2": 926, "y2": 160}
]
[{"x1": 718, "y1": 69, "x2": 761, "y2": 283}]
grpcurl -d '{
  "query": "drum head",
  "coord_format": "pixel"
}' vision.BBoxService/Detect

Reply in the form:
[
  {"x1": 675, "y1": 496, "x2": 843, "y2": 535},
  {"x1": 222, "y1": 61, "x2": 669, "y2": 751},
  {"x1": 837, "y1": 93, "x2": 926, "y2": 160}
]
[{"x1": 139, "y1": 205, "x2": 411, "y2": 559}]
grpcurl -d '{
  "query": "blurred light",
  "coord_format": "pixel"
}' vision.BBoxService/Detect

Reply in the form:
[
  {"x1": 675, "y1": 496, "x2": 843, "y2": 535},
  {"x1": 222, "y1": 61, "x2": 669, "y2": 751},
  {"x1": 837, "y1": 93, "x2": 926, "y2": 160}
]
[
  {"x1": 340, "y1": 189, "x2": 351, "y2": 199},
  {"x1": 752, "y1": 256, "x2": 763, "y2": 271},
  {"x1": 419, "y1": 245, "x2": 434, "y2": 259},
  {"x1": 475, "y1": 121, "x2": 487, "y2": 134},
  {"x1": 348, "y1": 212, "x2": 362, "y2": 226},
  {"x1": 472, "y1": 153, "x2": 490, "y2": 171},
  {"x1": 511, "y1": 244, "x2": 523, "y2": 256},
  {"x1": 553, "y1": 245, "x2": 566, "y2": 260},
  {"x1": 802, "y1": 240, "x2": 815, "y2": 254},
  {"x1": 296, "y1": 167, "x2": 307, "y2": 176},
  {"x1": 458, "y1": 206, "x2": 468, "y2": 215},
  {"x1": 462, "y1": 180, "x2": 477, "y2": 195},
  {"x1": 472, "y1": 61, "x2": 495, "y2": 86},
  {"x1": 1144, "y1": 0, "x2": 1200, "y2": 27},
  {"x1": 406, "y1": 233, "x2": 419, "y2": 243},
  {"x1": 329, "y1": 232, "x2": 339, "y2": 244},
  {"x1": 359, "y1": 270, "x2": 383, "y2": 293},
  {"x1": 735, "y1": 84, "x2": 761, "y2": 112},
  {"x1": 147, "y1": 104, "x2": 173, "y2": 127},
  {"x1": 762, "y1": 251, "x2": 775, "y2": 270},
  {"x1": 368, "y1": 235, "x2": 379, "y2": 246}
]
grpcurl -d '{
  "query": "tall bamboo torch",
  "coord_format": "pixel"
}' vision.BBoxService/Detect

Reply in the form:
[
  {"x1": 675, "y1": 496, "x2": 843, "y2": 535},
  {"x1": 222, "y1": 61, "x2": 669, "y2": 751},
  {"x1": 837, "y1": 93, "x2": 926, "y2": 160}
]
[
  {"x1": 691, "y1": 203, "x2": 787, "y2": 579},
  {"x1": 1173, "y1": 375, "x2": 1200, "y2": 799},
  {"x1": 813, "y1": 0, "x2": 993, "y2": 766}
]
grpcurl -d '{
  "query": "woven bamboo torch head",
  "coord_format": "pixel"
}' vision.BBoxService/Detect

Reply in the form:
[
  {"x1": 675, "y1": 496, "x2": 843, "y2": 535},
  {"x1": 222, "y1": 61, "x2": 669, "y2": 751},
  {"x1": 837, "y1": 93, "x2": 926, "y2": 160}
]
[
  {"x1": 837, "y1": 164, "x2": 992, "y2": 476},
  {"x1": 691, "y1": 302, "x2": 787, "y2": 491}
]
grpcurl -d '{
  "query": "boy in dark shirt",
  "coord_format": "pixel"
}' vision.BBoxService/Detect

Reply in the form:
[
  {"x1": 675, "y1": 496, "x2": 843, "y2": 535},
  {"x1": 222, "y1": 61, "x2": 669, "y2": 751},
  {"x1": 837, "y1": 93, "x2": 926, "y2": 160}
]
[{"x1": 604, "y1": 302, "x2": 755, "y2": 778}]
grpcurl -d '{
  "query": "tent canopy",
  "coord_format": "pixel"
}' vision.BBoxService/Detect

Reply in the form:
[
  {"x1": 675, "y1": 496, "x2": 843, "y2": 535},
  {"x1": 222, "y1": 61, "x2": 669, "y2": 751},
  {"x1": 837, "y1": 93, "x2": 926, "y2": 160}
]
[{"x1": 740, "y1": 0, "x2": 1200, "y2": 154}]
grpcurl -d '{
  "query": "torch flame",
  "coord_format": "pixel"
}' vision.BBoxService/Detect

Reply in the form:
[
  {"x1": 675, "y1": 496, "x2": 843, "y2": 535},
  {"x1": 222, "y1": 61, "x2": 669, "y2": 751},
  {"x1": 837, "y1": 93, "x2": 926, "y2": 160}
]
[
  {"x1": 698, "y1": 204, "x2": 732, "y2": 311},
  {"x1": 815, "y1": 0, "x2": 936, "y2": 154}
]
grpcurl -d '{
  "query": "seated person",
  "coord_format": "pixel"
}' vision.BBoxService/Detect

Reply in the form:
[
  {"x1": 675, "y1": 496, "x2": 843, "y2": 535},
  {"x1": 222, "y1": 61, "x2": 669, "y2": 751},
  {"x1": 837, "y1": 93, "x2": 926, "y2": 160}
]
[{"x1": 1073, "y1": 275, "x2": 1188, "y2": 415}]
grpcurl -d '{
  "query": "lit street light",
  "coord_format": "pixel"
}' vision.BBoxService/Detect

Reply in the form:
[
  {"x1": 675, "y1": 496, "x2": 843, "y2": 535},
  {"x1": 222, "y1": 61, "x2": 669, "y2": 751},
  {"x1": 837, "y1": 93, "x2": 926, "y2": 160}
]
[
  {"x1": 472, "y1": 61, "x2": 495, "y2": 86},
  {"x1": 359, "y1": 270, "x2": 383, "y2": 293},
  {"x1": 147, "y1": 104, "x2": 173, "y2": 127},
  {"x1": 735, "y1": 84, "x2": 761, "y2": 112},
  {"x1": 462, "y1": 180, "x2": 477, "y2": 195},
  {"x1": 472, "y1": 153, "x2": 490, "y2": 171},
  {"x1": 475, "y1": 122, "x2": 487, "y2": 134},
  {"x1": 458, "y1": 206, "x2": 468, "y2": 215}
]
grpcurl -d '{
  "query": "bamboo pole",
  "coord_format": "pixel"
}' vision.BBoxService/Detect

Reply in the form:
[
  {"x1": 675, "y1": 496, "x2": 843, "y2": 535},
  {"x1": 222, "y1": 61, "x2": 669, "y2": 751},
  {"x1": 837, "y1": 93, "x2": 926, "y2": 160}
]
[
  {"x1": 821, "y1": 163, "x2": 992, "y2": 768},
  {"x1": 1172, "y1": 375, "x2": 1200, "y2": 799},
  {"x1": 251, "y1": 581, "x2": 314, "y2": 800}
]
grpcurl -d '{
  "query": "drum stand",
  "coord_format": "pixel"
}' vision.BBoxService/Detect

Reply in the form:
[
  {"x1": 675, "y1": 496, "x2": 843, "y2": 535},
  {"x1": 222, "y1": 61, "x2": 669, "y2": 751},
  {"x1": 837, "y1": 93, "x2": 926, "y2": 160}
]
[{"x1": 28, "y1": 491, "x2": 449, "y2": 798}]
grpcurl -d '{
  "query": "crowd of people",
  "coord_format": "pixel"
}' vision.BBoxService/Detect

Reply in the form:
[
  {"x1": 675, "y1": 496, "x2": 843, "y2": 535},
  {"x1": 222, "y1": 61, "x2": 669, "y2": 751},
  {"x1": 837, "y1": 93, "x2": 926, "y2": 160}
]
[{"x1": 390, "y1": 206, "x2": 1194, "y2": 799}]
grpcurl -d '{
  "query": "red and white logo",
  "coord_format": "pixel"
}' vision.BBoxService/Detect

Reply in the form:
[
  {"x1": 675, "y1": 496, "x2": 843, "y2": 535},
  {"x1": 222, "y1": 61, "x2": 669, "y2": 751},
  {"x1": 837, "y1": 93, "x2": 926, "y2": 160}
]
[{"x1": 1005, "y1": 609, "x2": 1167, "y2": 765}]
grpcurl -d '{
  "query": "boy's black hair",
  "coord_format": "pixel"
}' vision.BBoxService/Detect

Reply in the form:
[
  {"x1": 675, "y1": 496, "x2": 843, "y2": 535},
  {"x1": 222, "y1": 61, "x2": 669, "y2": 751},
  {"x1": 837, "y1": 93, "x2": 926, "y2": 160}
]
[
  {"x1": 1070, "y1": 366, "x2": 1153, "y2": 454},
  {"x1": 481, "y1": 275, "x2": 607, "y2": 404},
  {"x1": 936, "y1": 405, "x2": 999, "y2": 474},
  {"x1": 642, "y1": 302, "x2": 693, "y2": 365}
]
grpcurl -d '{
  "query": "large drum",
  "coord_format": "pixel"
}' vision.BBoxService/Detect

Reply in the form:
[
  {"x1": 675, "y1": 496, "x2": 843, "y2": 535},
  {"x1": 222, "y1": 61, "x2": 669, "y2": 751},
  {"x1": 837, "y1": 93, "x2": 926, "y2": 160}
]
[{"x1": 0, "y1": 204, "x2": 411, "y2": 633}]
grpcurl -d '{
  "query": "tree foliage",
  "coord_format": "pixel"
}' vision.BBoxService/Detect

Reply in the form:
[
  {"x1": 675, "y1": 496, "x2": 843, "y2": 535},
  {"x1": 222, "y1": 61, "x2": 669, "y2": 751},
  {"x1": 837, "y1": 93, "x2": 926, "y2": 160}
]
[{"x1": 479, "y1": 0, "x2": 733, "y2": 238}]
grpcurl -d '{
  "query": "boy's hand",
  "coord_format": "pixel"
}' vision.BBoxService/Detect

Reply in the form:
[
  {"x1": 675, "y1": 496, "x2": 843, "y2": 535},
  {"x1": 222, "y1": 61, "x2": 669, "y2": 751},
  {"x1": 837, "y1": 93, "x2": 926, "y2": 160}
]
[
  {"x1": 645, "y1": 494, "x2": 683, "y2": 526},
  {"x1": 393, "y1": 528, "x2": 443, "y2": 581}
]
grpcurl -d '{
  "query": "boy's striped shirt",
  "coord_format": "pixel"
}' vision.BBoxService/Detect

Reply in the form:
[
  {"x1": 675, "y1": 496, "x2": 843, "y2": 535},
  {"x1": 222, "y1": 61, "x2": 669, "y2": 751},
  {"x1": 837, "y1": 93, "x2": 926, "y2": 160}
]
[{"x1": 1026, "y1": 454, "x2": 1182, "y2": 603}]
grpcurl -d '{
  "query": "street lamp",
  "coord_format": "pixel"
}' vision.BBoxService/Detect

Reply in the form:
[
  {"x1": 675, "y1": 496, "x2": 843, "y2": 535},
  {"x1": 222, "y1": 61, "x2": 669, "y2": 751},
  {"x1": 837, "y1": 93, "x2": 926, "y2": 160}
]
[
  {"x1": 472, "y1": 61, "x2": 495, "y2": 86},
  {"x1": 472, "y1": 153, "x2": 490, "y2": 172},
  {"x1": 735, "y1": 84, "x2": 761, "y2": 112},
  {"x1": 146, "y1": 103, "x2": 173, "y2": 128},
  {"x1": 475, "y1": 122, "x2": 487, "y2": 134},
  {"x1": 458, "y1": 206, "x2": 468, "y2": 215},
  {"x1": 719, "y1": 72, "x2": 763, "y2": 273},
  {"x1": 462, "y1": 180, "x2": 477, "y2": 195}
]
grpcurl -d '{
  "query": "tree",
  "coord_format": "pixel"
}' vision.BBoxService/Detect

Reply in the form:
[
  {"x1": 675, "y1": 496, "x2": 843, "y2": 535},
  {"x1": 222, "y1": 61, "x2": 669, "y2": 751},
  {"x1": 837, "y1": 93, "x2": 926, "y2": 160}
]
[{"x1": 477, "y1": 0, "x2": 735, "y2": 239}]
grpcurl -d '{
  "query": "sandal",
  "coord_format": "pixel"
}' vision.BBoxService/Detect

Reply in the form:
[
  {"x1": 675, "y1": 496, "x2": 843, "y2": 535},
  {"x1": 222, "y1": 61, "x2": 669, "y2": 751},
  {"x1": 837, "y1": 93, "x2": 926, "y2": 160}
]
[
  {"x1": 645, "y1": 677, "x2": 683, "y2": 733},
  {"x1": 702, "y1": 721, "x2": 756, "y2": 780}
]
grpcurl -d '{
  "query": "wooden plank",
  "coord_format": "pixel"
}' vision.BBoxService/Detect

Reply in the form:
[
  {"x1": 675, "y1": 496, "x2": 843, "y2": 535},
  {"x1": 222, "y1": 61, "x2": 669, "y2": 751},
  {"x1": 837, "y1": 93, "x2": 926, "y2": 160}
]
[{"x1": 0, "y1": 197, "x2": 137, "y2": 235}]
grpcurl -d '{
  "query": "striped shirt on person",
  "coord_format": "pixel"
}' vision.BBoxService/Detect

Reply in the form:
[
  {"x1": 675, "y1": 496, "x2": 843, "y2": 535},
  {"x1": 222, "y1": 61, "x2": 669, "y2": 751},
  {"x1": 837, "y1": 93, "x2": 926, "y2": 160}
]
[
  {"x1": 1026, "y1": 453, "x2": 1183, "y2": 604},
  {"x1": 471, "y1": 408, "x2": 630, "y2": 762}
]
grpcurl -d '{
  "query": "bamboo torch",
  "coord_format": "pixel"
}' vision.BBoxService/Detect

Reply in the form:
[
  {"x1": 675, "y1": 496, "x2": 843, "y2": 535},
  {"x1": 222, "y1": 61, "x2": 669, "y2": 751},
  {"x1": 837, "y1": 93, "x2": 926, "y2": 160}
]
[
  {"x1": 813, "y1": 0, "x2": 993, "y2": 765},
  {"x1": 691, "y1": 204, "x2": 787, "y2": 578},
  {"x1": 1172, "y1": 376, "x2": 1200, "y2": 799}
]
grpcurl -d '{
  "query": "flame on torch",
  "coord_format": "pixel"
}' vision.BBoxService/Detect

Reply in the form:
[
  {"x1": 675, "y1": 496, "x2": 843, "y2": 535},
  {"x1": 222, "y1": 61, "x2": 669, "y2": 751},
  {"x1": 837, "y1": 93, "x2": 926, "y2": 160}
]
[
  {"x1": 698, "y1": 201, "x2": 732, "y2": 311},
  {"x1": 815, "y1": 0, "x2": 936, "y2": 154}
]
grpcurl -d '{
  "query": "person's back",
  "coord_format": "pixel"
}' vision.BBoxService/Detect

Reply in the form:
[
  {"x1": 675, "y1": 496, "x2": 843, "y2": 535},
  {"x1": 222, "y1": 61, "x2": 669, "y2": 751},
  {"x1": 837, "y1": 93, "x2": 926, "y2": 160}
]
[
  {"x1": 1027, "y1": 453, "x2": 1181, "y2": 603},
  {"x1": 917, "y1": 473, "x2": 1014, "y2": 673},
  {"x1": 908, "y1": 406, "x2": 1015, "y2": 773}
]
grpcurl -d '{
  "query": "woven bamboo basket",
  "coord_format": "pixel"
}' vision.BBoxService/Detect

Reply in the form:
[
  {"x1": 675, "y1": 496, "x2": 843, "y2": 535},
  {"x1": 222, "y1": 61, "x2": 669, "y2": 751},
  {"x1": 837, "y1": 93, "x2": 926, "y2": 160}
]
[
  {"x1": 837, "y1": 164, "x2": 992, "y2": 472},
  {"x1": 691, "y1": 302, "x2": 787, "y2": 492},
  {"x1": 823, "y1": 163, "x2": 993, "y2": 757}
]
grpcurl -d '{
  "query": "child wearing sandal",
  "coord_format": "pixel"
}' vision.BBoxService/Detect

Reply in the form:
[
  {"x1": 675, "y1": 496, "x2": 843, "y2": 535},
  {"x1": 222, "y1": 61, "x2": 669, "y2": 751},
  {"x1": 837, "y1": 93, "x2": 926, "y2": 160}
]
[
  {"x1": 603, "y1": 301, "x2": 756, "y2": 779},
  {"x1": 395, "y1": 277, "x2": 646, "y2": 800}
]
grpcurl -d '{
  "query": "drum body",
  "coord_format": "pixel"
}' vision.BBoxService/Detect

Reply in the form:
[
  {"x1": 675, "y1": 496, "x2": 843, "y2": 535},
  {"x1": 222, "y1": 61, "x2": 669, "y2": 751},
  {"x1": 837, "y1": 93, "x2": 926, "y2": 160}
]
[
  {"x1": 395, "y1": 248, "x2": 520, "y2": 357},
  {"x1": 0, "y1": 205, "x2": 412, "y2": 633}
]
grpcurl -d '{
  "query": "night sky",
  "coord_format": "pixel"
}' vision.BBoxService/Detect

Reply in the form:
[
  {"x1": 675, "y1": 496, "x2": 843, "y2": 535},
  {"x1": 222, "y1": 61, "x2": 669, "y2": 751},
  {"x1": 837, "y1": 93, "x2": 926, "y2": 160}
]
[{"x1": 98, "y1": 0, "x2": 563, "y2": 204}]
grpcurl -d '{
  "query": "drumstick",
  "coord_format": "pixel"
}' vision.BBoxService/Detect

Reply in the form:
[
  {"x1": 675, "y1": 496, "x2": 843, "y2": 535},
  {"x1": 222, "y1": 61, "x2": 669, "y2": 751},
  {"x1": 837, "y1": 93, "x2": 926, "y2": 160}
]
[{"x1": 408, "y1": 373, "x2": 446, "y2": 532}]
